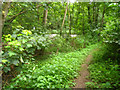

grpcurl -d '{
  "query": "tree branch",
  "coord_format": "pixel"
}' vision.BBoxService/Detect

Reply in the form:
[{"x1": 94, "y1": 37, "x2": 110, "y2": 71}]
[{"x1": 6, "y1": 10, "x2": 26, "y2": 23}]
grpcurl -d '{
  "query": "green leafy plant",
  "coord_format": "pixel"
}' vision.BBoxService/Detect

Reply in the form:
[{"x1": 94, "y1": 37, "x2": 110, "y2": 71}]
[
  {"x1": 86, "y1": 44, "x2": 120, "y2": 88},
  {"x1": 101, "y1": 18, "x2": 120, "y2": 45},
  {"x1": 4, "y1": 44, "x2": 98, "y2": 88},
  {"x1": 46, "y1": 35, "x2": 74, "y2": 53},
  {"x1": 2, "y1": 27, "x2": 51, "y2": 73}
]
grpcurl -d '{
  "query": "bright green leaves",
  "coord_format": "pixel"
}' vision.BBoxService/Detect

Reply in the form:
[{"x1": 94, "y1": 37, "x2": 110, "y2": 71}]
[
  {"x1": 2, "y1": 29, "x2": 51, "y2": 73},
  {"x1": 26, "y1": 44, "x2": 32, "y2": 48},
  {"x1": 4, "y1": 46, "x2": 10, "y2": 49},
  {"x1": 19, "y1": 47, "x2": 24, "y2": 51},
  {"x1": 22, "y1": 30, "x2": 32, "y2": 36},
  {"x1": 102, "y1": 11, "x2": 120, "y2": 45},
  {"x1": 5, "y1": 38, "x2": 11, "y2": 42},
  {"x1": 2, "y1": 60, "x2": 8, "y2": 63},
  {"x1": 37, "y1": 76, "x2": 45, "y2": 82},
  {"x1": 20, "y1": 55, "x2": 24, "y2": 63},
  {"x1": 4, "y1": 34, "x2": 12, "y2": 42},
  {"x1": 5, "y1": 44, "x2": 98, "y2": 88},
  {"x1": 8, "y1": 51, "x2": 17, "y2": 57},
  {"x1": 0, "y1": 64, "x2": 2, "y2": 67},
  {"x1": 86, "y1": 45, "x2": 120, "y2": 88},
  {"x1": 8, "y1": 40, "x2": 21, "y2": 46},
  {"x1": 22, "y1": 39, "x2": 27, "y2": 44}
]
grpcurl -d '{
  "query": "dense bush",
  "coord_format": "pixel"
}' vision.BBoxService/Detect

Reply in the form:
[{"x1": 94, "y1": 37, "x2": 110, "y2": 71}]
[
  {"x1": 86, "y1": 44, "x2": 120, "y2": 88},
  {"x1": 68, "y1": 34, "x2": 99, "y2": 49},
  {"x1": 2, "y1": 26, "x2": 51, "y2": 73},
  {"x1": 101, "y1": 18, "x2": 120, "y2": 45},
  {"x1": 45, "y1": 35, "x2": 75, "y2": 53},
  {"x1": 45, "y1": 34, "x2": 98, "y2": 53}
]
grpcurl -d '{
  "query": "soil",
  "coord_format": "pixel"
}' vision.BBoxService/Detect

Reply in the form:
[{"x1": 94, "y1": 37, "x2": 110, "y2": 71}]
[{"x1": 72, "y1": 52, "x2": 94, "y2": 89}]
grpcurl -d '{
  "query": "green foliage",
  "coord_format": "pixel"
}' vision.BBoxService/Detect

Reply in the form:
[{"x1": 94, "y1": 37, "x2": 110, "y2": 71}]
[
  {"x1": 46, "y1": 35, "x2": 74, "y2": 53},
  {"x1": 69, "y1": 34, "x2": 99, "y2": 49},
  {"x1": 2, "y1": 26, "x2": 51, "y2": 73},
  {"x1": 101, "y1": 19, "x2": 120, "y2": 45},
  {"x1": 4, "y1": 44, "x2": 97, "y2": 88},
  {"x1": 2, "y1": 2, "x2": 120, "y2": 88},
  {"x1": 45, "y1": 34, "x2": 99, "y2": 54},
  {"x1": 86, "y1": 44, "x2": 120, "y2": 88}
]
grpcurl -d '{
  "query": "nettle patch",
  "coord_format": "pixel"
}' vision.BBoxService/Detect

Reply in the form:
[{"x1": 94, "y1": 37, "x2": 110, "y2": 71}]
[{"x1": 2, "y1": 28, "x2": 51, "y2": 73}]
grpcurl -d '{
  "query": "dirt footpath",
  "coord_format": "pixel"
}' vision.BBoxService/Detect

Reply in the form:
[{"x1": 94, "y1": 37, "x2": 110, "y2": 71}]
[{"x1": 72, "y1": 53, "x2": 93, "y2": 89}]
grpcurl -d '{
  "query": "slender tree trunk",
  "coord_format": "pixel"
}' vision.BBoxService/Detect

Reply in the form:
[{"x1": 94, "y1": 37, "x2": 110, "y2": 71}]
[
  {"x1": 71, "y1": 3, "x2": 75, "y2": 33},
  {"x1": 37, "y1": 6, "x2": 40, "y2": 21},
  {"x1": 60, "y1": 2, "x2": 68, "y2": 36},
  {"x1": 75, "y1": 2, "x2": 81, "y2": 34},
  {"x1": 76, "y1": 2, "x2": 80, "y2": 29},
  {"x1": 101, "y1": 6, "x2": 105, "y2": 30},
  {"x1": 94, "y1": 3, "x2": 96, "y2": 23},
  {"x1": 42, "y1": 2, "x2": 51, "y2": 26},
  {"x1": 82, "y1": 5, "x2": 85, "y2": 35},
  {"x1": 92, "y1": 2, "x2": 95, "y2": 29},
  {"x1": 43, "y1": 8, "x2": 48, "y2": 26},
  {"x1": 98, "y1": 4, "x2": 105, "y2": 41},
  {"x1": 88, "y1": 3, "x2": 91, "y2": 24},
  {"x1": 2, "y1": 2, "x2": 11, "y2": 28},
  {"x1": 45, "y1": 9, "x2": 48, "y2": 25},
  {"x1": 87, "y1": 2, "x2": 92, "y2": 36},
  {"x1": 69, "y1": 3, "x2": 71, "y2": 35},
  {"x1": 95, "y1": 4, "x2": 99, "y2": 27}
]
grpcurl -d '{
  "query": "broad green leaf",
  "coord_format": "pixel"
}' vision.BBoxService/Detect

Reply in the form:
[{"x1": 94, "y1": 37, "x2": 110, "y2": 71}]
[
  {"x1": 4, "y1": 46, "x2": 11, "y2": 48},
  {"x1": 0, "y1": 64, "x2": 2, "y2": 67},
  {"x1": 8, "y1": 40, "x2": 21, "y2": 46},
  {"x1": 27, "y1": 44, "x2": 32, "y2": 48},
  {"x1": 22, "y1": 39, "x2": 28, "y2": 43},
  {"x1": 22, "y1": 30, "x2": 32, "y2": 36},
  {"x1": 2, "y1": 59, "x2": 8, "y2": 63},
  {"x1": 5, "y1": 38, "x2": 11, "y2": 41},
  {"x1": 12, "y1": 60, "x2": 19, "y2": 65},
  {"x1": 1, "y1": 51, "x2": 4, "y2": 54},
  {"x1": 19, "y1": 47, "x2": 24, "y2": 51},
  {"x1": 8, "y1": 51, "x2": 17, "y2": 57},
  {"x1": 20, "y1": 55, "x2": 24, "y2": 63},
  {"x1": 3, "y1": 67, "x2": 11, "y2": 73}
]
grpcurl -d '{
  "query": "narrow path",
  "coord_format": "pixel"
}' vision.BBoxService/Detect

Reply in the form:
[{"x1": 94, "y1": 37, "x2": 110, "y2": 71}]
[{"x1": 72, "y1": 50, "x2": 96, "y2": 89}]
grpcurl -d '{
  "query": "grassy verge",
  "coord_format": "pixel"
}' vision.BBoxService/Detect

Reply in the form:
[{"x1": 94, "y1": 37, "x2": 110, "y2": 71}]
[
  {"x1": 86, "y1": 44, "x2": 120, "y2": 89},
  {"x1": 4, "y1": 44, "x2": 99, "y2": 88}
]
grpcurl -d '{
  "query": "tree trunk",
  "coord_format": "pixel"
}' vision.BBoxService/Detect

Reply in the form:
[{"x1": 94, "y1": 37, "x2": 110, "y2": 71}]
[
  {"x1": 92, "y1": 2, "x2": 95, "y2": 29},
  {"x1": 37, "y1": 4, "x2": 40, "y2": 21},
  {"x1": 76, "y1": 2, "x2": 81, "y2": 31},
  {"x1": 45, "y1": 9, "x2": 48, "y2": 25},
  {"x1": 71, "y1": 3, "x2": 75, "y2": 33},
  {"x1": 82, "y1": 5, "x2": 85, "y2": 35},
  {"x1": 43, "y1": 8, "x2": 48, "y2": 26},
  {"x1": 101, "y1": 6, "x2": 105, "y2": 30},
  {"x1": 1, "y1": 2, "x2": 10, "y2": 44},
  {"x1": 60, "y1": 2, "x2": 68, "y2": 36},
  {"x1": 2, "y1": 2, "x2": 11, "y2": 28},
  {"x1": 95, "y1": 4, "x2": 99, "y2": 27},
  {"x1": 88, "y1": 3, "x2": 91, "y2": 24},
  {"x1": 69, "y1": 3, "x2": 71, "y2": 35},
  {"x1": 98, "y1": 4, "x2": 105, "y2": 41}
]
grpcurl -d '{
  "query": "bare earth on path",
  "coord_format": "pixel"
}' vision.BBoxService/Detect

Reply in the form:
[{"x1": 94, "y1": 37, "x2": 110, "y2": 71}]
[{"x1": 72, "y1": 51, "x2": 95, "y2": 89}]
